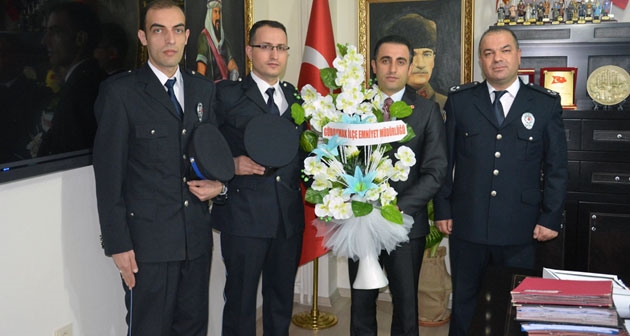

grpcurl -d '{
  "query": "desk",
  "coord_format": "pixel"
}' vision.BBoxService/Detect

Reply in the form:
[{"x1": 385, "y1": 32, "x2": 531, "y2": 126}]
[{"x1": 469, "y1": 266, "x2": 630, "y2": 336}]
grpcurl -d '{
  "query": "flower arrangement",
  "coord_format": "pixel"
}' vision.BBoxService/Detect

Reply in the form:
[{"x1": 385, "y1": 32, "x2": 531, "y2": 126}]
[{"x1": 291, "y1": 44, "x2": 418, "y2": 271}]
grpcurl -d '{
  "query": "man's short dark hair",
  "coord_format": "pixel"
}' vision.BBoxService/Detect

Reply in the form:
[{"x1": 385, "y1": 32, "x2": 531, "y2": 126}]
[
  {"x1": 479, "y1": 27, "x2": 520, "y2": 54},
  {"x1": 372, "y1": 34, "x2": 413, "y2": 62},
  {"x1": 47, "y1": 2, "x2": 101, "y2": 53},
  {"x1": 140, "y1": 0, "x2": 183, "y2": 32},
  {"x1": 249, "y1": 20, "x2": 287, "y2": 44}
]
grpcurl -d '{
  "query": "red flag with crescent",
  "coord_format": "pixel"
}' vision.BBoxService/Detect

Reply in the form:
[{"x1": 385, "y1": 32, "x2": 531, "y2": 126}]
[
  {"x1": 551, "y1": 76, "x2": 567, "y2": 84},
  {"x1": 298, "y1": 0, "x2": 336, "y2": 266}
]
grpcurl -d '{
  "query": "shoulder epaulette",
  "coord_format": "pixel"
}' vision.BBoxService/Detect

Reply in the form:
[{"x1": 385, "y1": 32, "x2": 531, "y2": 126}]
[
  {"x1": 280, "y1": 81, "x2": 295, "y2": 90},
  {"x1": 448, "y1": 81, "x2": 480, "y2": 94},
  {"x1": 524, "y1": 82, "x2": 559, "y2": 97},
  {"x1": 187, "y1": 69, "x2": 216, "y2": 84},
  {"x1": 216, "y1": 78, "x2": 241, "y2": 89},
  {"x1": 105, "y1": 69, "x2": 133, "y2": 82}
]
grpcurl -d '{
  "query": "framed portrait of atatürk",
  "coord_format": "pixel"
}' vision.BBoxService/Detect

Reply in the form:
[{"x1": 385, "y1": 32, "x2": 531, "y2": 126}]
[{"x1": 358, "y1": 0, "x2": 473, "y2": 109}]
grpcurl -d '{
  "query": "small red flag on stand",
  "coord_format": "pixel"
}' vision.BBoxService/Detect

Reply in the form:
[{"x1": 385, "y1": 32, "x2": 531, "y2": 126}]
[{"x1": 297, "y1": 0, "x2": 337, "y2": 266}]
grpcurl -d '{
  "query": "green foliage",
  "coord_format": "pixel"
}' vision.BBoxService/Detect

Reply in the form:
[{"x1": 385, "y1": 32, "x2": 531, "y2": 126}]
[
  {"x1": 351, "y1": 200, "x2": 373, "y2": 217},
  {"x1": 337, "y1": 43, "x2": 348, "y2": 56},
  {"x1": 300, "y1": 130, "x2": 319, "y2": 153},
  {"x1": 425, "y1": 199, "x2": 445, "y2": 256},
  {"x1": 380, "y1": 143, "x2": 393, "y2": 153},
  {"x1": 320, "y1": 68, "x2": 339, "y2": 91},
  {"x1": 389, "y1": 101, "x2": 413, "y2": 119},
  {"x1": 291, "y1": 102, "x2": 305, "y2": 125},
  {"x1": 425, "y1": 225, "x2": 444, "y2": 257},
  {"x1": 399, "y1": 125, "x2": 416, "y2": 143},
  {"x1": 305, "y1": 188, "x2": 326, "y2": 205},
  {"x1": 381, "y1": 204, "x2": 403, "y2": 224},
  {"x1": 373, "y1": 107, "x2": 384, "y2": 122}
]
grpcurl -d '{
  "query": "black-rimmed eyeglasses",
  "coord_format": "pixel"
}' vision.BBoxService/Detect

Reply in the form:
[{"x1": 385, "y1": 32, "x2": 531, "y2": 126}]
[{"x1": 250, "y1": 44, "x2": 290, "y2": 52}]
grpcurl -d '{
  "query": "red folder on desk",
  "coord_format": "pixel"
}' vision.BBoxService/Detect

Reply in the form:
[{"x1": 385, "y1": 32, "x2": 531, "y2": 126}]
[{"x1": 511, "y1": 277, "x2": 613, "y2": 307}]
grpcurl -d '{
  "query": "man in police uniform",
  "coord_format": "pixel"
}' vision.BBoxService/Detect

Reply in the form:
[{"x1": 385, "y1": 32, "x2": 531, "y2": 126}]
[
  {"x1": 385, "y1": 13, "x2": 447, "y2": 111},
  {"x1": 433, "y1": 27, "x2": 568, "y2": 335},
  {"x1": 211, "y1": 20, "x2": 305, "y2": 336},
  {"x1": 93, "y1": 1, "x2": 225, "y2": 334}
]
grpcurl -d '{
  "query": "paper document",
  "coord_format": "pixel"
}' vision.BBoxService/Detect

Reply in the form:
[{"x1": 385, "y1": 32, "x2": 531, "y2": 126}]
[{"x1": 543, "y1": 268, "x2": 630, "y2": 318}]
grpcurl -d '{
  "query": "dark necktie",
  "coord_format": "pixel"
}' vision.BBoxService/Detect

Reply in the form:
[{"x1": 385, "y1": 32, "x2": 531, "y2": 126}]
[
  {"x1": 266, "y1": 87, "x2": 280, "y2": 115},
  {"x1": 165, "y1": 78, "x2": 183, "y2": 118},
  {"x1": 383, "y1": 97, "x2": 393, "y2": 121},
  {"x1": 493, "y1": 90, "x2": 507, "y2": 125}
]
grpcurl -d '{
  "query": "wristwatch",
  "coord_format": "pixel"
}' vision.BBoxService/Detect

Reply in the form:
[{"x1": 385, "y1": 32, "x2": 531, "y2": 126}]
[
  {"x1": 219, "y1": 183, "x2": 228, "y2": 196},
  {"x1": 213, "y1": 183, "x2": 228, "y2": 206}
]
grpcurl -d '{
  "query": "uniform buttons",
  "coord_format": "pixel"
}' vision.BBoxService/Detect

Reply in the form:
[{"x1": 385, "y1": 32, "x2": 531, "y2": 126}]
[
  {"x1": 493, "y1": 169, "x2": 499, "y2": 176},
  {"x1": 528, "y1": 136, "x2": 533, "y2": 141},
  {"x1": 130, "y1": 212, "x2": 135, "y2": 217},
  {"x1": 276, "y1": 176, "x2": 281, "y2": 182},
  {"x1": 496, "y1": 134, "x2": 503, "y2": 140},
  {"x1": 184, "y1": 200, "x2": 189, "y2": 207},
  {"x1": 182, "y1": 154, "x2": 187, "y2": 160},
  {"x1": 490, "y1": 190, "x2": 497, "y2": 197},
  {"x1": 495, "y1": 152, "x2": 501, "y2": 158},
  {"x1": 182, "y1": 129, "x2": 187, "y2": 135},
  {"x1": 182, "y1": 177, "x2": 187, "y2": 183},
  {"x1": 151, "y1": 129, "x2": 156, "y2": 135},
  {"x1": 465, "y1": 132, "x2": 469, "y2": 136}
]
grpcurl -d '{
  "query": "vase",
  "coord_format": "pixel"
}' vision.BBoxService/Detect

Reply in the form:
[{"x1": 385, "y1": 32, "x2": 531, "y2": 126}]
[{"x1": 352, "y1": 253, "x2": 388, "y2": 290}]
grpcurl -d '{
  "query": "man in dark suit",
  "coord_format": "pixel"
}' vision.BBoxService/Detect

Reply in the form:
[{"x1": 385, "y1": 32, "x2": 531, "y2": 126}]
[
  {"x1": 92, "y1": 1, "x2": 225, "y2": 335},
  {"x1": 37, "y1": 2, "x2": 106, "y2": 157},
  {"x1": 211, "y1": 20, "x2": 304, "y2": 336},
  {"x1": 348, "y1": 35, "x2": 447, "y2": 336},
  {"x1": 434, "y1": 27, "x2": 568, "y2": 336}
]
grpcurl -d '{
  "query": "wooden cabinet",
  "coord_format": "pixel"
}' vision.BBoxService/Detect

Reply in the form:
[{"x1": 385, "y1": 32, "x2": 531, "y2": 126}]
[{"x1": 541, "y1": 110, "x2": 630, "y2": 284}]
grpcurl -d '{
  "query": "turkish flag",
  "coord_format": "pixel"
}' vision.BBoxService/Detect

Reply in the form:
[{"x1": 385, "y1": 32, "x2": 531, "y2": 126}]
[
  {"x1": 551, "y1": 76, "x2": 567, "y2": 84},
  {"x1": 297, "y1": 0, "x2": 336, "y2": 266},
  {"x1": 612, "y1": 0, "x2": 628, "y2": 9}
]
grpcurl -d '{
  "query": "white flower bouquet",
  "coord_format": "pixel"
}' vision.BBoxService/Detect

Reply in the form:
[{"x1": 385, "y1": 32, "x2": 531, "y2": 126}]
[{"x1": 292, "y1": 44, "x2": 417, "y2": 288}]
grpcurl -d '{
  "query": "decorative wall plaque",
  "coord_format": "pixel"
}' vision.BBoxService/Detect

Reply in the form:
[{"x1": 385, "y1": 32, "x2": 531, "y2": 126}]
[{"x1": 586, "y1": 65, "x2": 630, "y2": 107}]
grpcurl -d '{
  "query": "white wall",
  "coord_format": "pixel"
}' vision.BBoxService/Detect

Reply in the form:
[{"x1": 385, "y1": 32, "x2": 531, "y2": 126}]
[
  {"x1": 0, "y1": 167, "x2": 126, "y2": 335},
  {"x1": 2, "y1": 1, "x2": 629, "y2": 335}
]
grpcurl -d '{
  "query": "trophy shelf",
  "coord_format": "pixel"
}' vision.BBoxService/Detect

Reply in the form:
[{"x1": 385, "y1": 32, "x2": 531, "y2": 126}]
[{"x1": 492, "y1": 23, "x2": 630, "y2": 111}]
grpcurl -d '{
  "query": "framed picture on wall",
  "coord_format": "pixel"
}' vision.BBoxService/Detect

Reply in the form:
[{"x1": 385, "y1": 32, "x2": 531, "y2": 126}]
[
  {"x1": 358, "y1": 0, "x2": 473, "y2": 110},
  {"x1": 184, "y1": 0, "x2": 253, "y2": 81}
]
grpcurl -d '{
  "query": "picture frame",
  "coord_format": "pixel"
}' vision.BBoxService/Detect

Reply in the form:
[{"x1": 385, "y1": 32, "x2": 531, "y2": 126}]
[
  {"x1": 540, "y1": 67, "x2": 578, "y2": 110},
  {"x1": 518, "y1": 68, "x2": 536, "y2": 85},
  {"x1": 184, "y1": 0, "x2": 253, "y2": 81},
  {"x1": 358, "y1": 0, "x2": 474, "y2": 97}
]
